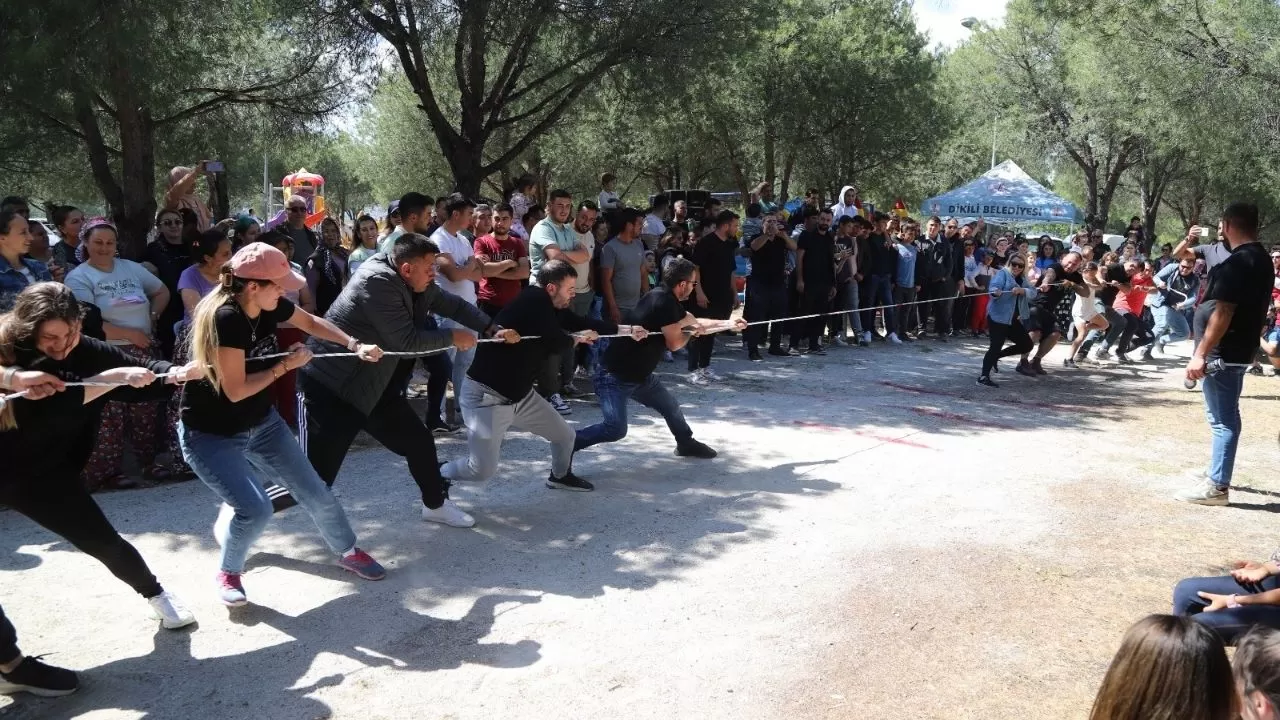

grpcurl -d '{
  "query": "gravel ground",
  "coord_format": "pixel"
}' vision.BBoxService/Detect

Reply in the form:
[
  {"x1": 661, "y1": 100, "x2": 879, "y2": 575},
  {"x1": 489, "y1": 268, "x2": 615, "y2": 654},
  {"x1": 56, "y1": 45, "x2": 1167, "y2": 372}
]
[{"x1": 2, "y1": 334, "x2": 1277, "y2": 720}]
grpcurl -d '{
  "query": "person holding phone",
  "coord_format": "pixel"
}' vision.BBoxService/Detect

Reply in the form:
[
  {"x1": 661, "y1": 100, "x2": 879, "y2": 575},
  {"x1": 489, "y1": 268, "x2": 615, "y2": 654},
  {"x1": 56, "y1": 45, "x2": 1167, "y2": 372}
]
[
  {"x1": 179, "y1": 242, "x2": 388, "y2": 606},
  {"x1": 162, "y1": 161, "x2": 215, "y2": 232}
]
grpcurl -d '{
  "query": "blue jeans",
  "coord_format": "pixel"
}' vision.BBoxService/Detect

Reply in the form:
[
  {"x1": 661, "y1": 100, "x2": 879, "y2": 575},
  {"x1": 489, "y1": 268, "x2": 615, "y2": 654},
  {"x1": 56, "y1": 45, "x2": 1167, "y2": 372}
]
[
  {"x1": 179, "y1": 410, "x2": 357, "y2": 574},
  {"x1": 574, "y1": 370, "x2": 694, "y2": 451},
  {"x1": 439, "y1": 317, "x2": 477, "y2": 416},
  {"x1": 1202, "y1": 366, "x2": 1246, "y2": 489},
  {"x1": 1152, "y1": 304, "x2": 1192, "y2": 345},
  {"x1": 862, "y1": 274, "x2": 895, "y2": 334},
  {"x1": 1173, "y1": 573, "x2": 1280, "y2": 644}
]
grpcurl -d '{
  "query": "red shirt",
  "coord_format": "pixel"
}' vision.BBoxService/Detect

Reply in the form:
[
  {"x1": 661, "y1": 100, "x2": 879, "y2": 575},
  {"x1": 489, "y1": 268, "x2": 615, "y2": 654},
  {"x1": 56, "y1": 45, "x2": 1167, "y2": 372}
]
[
  {"x1": 1115, "y1": 271, "x2": 1153, "y2": 314},
  {"x1": 473, "y1": 233, "x2": 528, "y2": 308}
]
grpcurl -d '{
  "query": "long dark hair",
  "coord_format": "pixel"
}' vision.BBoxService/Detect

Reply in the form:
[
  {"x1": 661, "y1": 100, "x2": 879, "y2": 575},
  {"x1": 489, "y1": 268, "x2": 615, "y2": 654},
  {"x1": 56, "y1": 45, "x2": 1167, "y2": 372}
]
[
  {"x1": 191, "y1": 229, "x2": 229, "y2": 266},
  {"x1": 1088, "y1": 614, "x2": 1235, "y2": 720},
  {"x1": 0, "y1": 282, "x2": 85, "y2": 430}
]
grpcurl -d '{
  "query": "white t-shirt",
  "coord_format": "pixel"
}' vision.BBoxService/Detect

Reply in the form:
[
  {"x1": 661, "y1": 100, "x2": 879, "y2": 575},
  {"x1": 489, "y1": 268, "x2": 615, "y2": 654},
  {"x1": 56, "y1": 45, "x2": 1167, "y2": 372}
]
[
  {"x1": 66, "y1": 259, "x2": 165, "y2": 341},
  {"x1": 431, "y1": 225, "x2": 477, "y2": 305},
  {"x1": 573, "y1": 229, "x2": 595, "y2": 294}
]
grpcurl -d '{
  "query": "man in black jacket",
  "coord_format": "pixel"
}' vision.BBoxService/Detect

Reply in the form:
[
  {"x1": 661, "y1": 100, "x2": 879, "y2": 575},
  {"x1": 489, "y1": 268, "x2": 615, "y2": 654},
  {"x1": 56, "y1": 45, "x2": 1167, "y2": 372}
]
[
  {"x1": 916, "y1": 215, "x2": 956, "y2": 340},
  {"x1": 442, "y1": 260, "x2": 640, "y2": 493}
]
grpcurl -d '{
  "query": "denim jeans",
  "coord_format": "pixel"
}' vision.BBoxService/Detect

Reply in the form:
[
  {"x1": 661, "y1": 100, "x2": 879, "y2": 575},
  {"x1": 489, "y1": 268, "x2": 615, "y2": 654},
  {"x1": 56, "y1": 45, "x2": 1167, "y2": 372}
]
[
  {"x1": 1152, "y1": 305, "x2": 1192, "y2": 345},
  {"x1": 1173, "y1": 573, "x2": 1280, "y2": 644},
  {"x1": 439, "y1": 317, "x2": 477, "y2": 417},
  {"x1": 862, "y1": 274, "x2": 895, "y2": 334},
  {"x1": 180, "y1": 410, "x2": 357, "y2": 574},
  {"x1": 574, "y1": 369, "x2": 694, "y2": 451},
  {"x1": 1202, "y1": 365, "x2": 1246, "y2": 489},
  {"x1": 827, "y1": 280, "x2": 863, "y2": 338}
]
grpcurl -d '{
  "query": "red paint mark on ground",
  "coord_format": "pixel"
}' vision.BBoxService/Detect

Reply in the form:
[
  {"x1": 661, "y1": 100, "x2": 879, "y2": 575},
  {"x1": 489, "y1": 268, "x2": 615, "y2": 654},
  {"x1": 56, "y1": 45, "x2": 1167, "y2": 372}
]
[
  {"x1": 790, "y1": 421, "x2": 934, "y2": 450},
  {"x1": 911, "y1": 406, "x2": 1015, "y2": 430},
  {"x1": 878, "y1": 380, "x2": 1081, "y2": 411}
]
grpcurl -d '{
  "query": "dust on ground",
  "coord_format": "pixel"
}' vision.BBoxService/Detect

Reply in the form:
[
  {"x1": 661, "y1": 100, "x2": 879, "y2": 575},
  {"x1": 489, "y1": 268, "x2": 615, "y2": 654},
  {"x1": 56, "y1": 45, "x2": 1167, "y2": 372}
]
[{"x1": 1, "y1": 335, "x2": 1276, "y2": 720}]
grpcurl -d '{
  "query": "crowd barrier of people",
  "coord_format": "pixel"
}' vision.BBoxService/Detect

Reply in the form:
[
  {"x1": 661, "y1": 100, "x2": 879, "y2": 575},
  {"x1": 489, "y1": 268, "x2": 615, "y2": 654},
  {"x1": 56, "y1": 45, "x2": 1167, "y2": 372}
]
[{"x1": 0, "y1": 176, "x2": 1278, "y2": 707}]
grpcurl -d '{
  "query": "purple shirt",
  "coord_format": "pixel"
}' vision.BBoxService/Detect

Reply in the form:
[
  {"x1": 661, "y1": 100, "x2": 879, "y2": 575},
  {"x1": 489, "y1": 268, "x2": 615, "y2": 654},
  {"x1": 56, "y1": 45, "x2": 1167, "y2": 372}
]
[{"x1": 177, "y1": 265, "x2": 219, "y2": 325}]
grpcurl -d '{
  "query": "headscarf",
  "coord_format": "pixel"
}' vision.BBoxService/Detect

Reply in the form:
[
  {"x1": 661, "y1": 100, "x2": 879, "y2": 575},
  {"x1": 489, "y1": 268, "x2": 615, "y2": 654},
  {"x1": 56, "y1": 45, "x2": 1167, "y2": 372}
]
[{"x1": 76, "y1": 216, "x2": 117, "y2": 264}]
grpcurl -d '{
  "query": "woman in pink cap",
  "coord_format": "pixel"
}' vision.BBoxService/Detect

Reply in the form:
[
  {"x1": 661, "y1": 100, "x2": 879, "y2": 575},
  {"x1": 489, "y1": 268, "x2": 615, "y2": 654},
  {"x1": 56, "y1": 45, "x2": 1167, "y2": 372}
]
[{"x1": 178, "y1": 242, "x2": 387, "y2": 607}]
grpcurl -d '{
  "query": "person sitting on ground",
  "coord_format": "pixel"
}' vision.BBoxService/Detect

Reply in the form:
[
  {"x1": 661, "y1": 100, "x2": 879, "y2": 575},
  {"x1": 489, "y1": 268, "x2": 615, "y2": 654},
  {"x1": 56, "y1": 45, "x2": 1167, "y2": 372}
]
[
  {"x1": 1234, "y1": 626, "x2": 1280, "y2": 720},
  {"x1": 1087, "y1": 614, "x2": 1236, "y2": 720},
  {"x1": 1174, "y1": 549, "x2": 1280, "y2": 644}
]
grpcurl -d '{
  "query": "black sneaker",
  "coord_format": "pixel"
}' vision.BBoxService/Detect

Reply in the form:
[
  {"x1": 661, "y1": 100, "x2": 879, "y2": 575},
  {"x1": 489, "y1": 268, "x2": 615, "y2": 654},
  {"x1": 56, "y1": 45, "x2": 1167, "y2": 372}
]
[
  {"x1": 427, "y1": 417, "x2": 462, "y2": 434},
  {"x1": 748, "y1": 352, "x2": 764, "y2": 362},
  {"x1": 1030, "y1": 359, "x2": 1047, "y2": 376},
  {"x1": 546, "y1": 471, "x2": 594, "y2": 492},
  {"x1": 1063, "y1": 358, "x2": 1078, "y2": 369},
  {"x1": 675, "y1": 439, "x2": 718, "y2": 459},
  {"x1": 0, "y1": 656, "x2": 79, "y2": 697},
  {"x1": 1116, "y1": 353, "x2": 1134, "y2": 365},
  {"x1": 977, "y1": 376, "x2": 999, "y2": 388},
  {"x1": 807, "y1": 346, "x2": 826, "y2": 356},
  {"x1": 1015, "y1": 361, "x2": 1037, "y2": 377},
  {"x1": 766, "y1": 347, "x2": 789, "y2": 357}
]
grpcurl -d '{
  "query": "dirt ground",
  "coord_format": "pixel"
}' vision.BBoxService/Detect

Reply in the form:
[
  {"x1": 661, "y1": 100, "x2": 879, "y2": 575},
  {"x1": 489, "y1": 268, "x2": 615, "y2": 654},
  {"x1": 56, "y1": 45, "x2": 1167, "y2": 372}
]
[{"x1": 1, "y1": 334, "x2": 1277, "y2": 720}]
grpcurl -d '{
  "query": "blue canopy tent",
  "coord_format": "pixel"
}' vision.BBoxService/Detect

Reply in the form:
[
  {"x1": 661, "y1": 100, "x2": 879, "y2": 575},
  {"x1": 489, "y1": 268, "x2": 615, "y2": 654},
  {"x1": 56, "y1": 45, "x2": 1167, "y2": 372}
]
[{"x1": 921, "y1": 161, "x2": 1079, "y2": 225}]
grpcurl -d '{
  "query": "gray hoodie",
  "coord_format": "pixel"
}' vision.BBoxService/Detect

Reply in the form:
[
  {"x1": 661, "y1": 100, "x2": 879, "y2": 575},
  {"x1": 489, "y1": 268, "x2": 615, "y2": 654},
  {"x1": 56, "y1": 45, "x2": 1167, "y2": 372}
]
[{"x1": 300, "y1": 253, "x2": 491, "y2": 415}]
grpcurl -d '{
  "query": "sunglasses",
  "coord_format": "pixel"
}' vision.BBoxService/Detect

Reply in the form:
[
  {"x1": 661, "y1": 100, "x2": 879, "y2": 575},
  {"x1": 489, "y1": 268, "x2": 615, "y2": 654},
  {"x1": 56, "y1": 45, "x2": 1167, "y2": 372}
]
[{"x1": 1010, "y1": 262, "x2": 1026, "y2": 269}]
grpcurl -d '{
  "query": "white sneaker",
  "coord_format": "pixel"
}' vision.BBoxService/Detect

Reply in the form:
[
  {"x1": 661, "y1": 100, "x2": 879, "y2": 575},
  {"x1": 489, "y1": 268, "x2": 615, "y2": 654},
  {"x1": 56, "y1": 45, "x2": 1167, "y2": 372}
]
[
  {"x1": 422, "y1": 499, "x2": 476, "y2": 528},
  {"x1": 703, "y1": 368, "x2": 724, "y2": 381},
  {"x1": 212, "y1": 502, "x2": 233, "y2": 550},
  {"x1": 688, "y1": 369, "x2": 710, "y2": 386},
  {"x1": 888, "y1": 333, "x2": 903, "y2": 345},
  {"x1": 1174, "y1": 479, "x2": 1229, "y2": 506},
  {"x1": 148, "y1": 591, "x2": 197, "y2": 629},
  {"x1": 549, "y1": 393, "x2": 571, "y2": 416}
]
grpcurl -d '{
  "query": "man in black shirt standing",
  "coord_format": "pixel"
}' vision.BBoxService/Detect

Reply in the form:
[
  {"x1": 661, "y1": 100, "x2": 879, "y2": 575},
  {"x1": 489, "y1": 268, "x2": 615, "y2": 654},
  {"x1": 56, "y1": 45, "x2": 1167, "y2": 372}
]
[
  {"x1": 575, "y1": 258, "x2": 747, "y2": 460},
  {"x1": 796, "y1": 209, "x2": 837, "y2": 354},
  {"x1": 742, "y1": 209, "x2": 795, "y2": 360},
  {"x1": 443, "y1": 260, "x2": 640, "y2": 493},
  {"x1": 687, "y1": 210, "x2": 740, "y2": 384},
  {"x1": 1177, "y1": 202, "x2": 1275, "y2": 506},
  {"x1": 1021, "y1": 251, "x2": 1086, "y2": 375}
]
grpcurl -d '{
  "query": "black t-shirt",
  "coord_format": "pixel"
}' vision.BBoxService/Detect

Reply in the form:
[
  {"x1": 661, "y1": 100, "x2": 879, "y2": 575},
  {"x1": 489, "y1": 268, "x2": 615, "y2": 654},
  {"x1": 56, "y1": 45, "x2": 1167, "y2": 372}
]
[
  {"x1": 468, "y1": 286, "x2": 614, "y2": 401},
  {"x1": 1097, "y1": 263, "x2": 1127, "y2": 307},
  {"x1": 835, "y1": 235, "x2": 855, "y2": 283},
  {"x1": 180, "y1": 298, "x2": 296, "y2": 436},
  {"x1": 1193, "y1": 242, "x2": 1273, "y2": 363},
  {"x1": 690, "y1": 233, "x2": 737, "y2": 309},
  {"x1": 605, "y1": 288, "x2": 687, "y2": 382},
  {"x1": 1034, "y1": 263, "x2": 1084, "y2": 309},
  {"x1": 748, "y1": 234, "x2": 788, "y2": 286},
  {"x1": 797, "y1": 230, "x2": 836, "y2": 288}
]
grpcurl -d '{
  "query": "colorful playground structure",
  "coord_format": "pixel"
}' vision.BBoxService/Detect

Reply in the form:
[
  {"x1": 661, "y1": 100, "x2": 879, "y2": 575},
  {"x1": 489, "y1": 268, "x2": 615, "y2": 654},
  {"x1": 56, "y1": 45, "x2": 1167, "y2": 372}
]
[{"x1": 263, "y1": 168, "x2": 327, "y2": 230}]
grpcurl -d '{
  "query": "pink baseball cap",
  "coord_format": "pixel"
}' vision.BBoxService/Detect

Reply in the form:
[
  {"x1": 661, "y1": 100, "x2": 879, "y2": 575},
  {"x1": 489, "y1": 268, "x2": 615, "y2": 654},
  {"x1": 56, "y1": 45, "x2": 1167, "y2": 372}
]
[{"x1": 229, "y1": 242, "x2": 306, "y2": 291}]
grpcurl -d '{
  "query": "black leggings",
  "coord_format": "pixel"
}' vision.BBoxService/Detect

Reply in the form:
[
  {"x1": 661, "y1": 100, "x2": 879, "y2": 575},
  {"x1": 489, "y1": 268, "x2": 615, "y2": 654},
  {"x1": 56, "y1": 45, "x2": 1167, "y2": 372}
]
[
  {"x1": 982, "y1": 319, "x2": 1033, "y2": 377},
  {"x1": 0, "y1": 604, "x2": 18, "y2": 664},
  {"x1": 0, "y1": 473, "x2": 163, "y2": 598}
]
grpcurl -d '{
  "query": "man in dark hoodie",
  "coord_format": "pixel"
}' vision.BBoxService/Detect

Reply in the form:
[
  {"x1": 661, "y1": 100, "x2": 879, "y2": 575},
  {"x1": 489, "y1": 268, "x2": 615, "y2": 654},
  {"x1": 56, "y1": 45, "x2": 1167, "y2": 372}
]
[
  {"x1": 861, "y1": 212, "x2": 902, "y2": 344},
  {"x1": 916, "y1": 215, "x2": 957, "y2": 341}
]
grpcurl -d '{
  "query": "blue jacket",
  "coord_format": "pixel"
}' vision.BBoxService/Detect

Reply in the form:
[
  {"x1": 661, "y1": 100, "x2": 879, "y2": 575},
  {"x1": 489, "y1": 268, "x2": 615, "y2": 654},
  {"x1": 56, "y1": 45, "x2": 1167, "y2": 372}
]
[
  {"x1": 894, "y1": 242, "x2": 919, "y2": 288},
  {"x1": 985, "y1": 267, "x2": 1039, "y2": 324},
  {"x1": 0, "y1": 255, "x2": 53, "y2": 312},
  {"x1": 1152, "y1": 262, "x2": 1198, "y2": 309}
]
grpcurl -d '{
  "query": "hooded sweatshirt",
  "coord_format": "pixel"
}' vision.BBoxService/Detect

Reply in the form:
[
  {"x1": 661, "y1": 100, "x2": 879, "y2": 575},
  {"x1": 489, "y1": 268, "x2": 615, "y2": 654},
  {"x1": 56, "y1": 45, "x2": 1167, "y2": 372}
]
[{"x1": 830, "y1": 185, "x2": 859, "y2": 223}]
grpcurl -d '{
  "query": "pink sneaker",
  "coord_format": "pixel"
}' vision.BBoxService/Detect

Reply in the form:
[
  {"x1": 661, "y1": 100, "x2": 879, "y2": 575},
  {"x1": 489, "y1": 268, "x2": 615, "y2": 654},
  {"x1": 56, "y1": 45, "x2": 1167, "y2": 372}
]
[
  {"x1": 217, "y1": 571, "x2": 248, "y2": 607},
  {"x1": 338, "y1": 548, "x2": 386, "y2": 580}
]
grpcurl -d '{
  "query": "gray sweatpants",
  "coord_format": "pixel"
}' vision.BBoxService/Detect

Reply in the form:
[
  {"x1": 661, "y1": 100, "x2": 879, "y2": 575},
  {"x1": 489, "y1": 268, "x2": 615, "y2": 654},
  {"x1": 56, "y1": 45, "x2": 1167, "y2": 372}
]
[{"x1": 443, "y1": 379, "x2": 575, "y2": 482}]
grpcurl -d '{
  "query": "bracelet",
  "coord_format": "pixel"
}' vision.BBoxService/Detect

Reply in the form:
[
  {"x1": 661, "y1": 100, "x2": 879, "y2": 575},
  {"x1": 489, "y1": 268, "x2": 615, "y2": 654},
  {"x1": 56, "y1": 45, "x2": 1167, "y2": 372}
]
[
  {"x1": 1229, "y1": 594, "x2": 1242, "y2": 609},
  {"x1": 346, "y1": 337, "x2": 359, "y2": 351}
]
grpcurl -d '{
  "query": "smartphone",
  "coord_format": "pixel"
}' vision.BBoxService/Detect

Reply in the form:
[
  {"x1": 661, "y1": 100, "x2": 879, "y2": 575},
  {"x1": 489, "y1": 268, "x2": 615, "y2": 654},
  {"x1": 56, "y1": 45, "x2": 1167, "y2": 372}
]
[
  {"x1": 1195, "y1": 226, "x2": 1209, "y2": 237},
  {"x1": 206, "y1": 161, "x2": 225, "y2": 173}
]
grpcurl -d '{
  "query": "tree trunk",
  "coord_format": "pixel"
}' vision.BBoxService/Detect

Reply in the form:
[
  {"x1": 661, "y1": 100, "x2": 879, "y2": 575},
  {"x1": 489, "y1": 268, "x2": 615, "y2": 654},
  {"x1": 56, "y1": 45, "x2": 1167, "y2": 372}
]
[
  {"x1": 780, "y1": 152, "x2": 795, "y2": 204},
  {"x1": 763, "y1": 126, "x2": 776, "y2": 188},
  {"x1": 444, "y1": 141, "x2": 487, "y2": 197}
]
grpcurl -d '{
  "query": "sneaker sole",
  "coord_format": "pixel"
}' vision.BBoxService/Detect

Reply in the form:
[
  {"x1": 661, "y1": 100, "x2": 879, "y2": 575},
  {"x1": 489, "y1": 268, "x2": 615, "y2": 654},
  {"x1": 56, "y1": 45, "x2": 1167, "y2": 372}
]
[
  {"x1": 220, "y1": 596, "x2": 249, "y2": 608},
  {"x1": 0, "y1": 681, "x2": 78, "y2": 697},
  {"x1": 339, "y1": 563, "x2": 387, "y2": 581},
  {"x1": 422, "y1": 514, "x2": 476, "y2": 528},
  {"x1": 155, "y1": 613, "x2": 198, "y2": 630},
  {"x1": 545, "y1": 481, "x2": 594, "y2": 492},
  {"x1": 1176, "y1": 495, "x2": 1230, "y2": 506}
]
